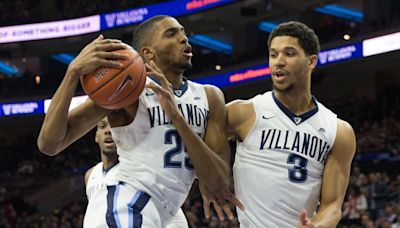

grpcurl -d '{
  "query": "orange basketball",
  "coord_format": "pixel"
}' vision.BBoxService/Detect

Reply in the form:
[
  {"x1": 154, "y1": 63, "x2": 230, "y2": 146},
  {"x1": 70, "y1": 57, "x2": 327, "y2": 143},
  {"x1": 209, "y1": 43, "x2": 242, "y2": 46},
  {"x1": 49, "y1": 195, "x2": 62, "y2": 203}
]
[{"x1": 80, "y1": 48, "x2": 146, "y2": 109}]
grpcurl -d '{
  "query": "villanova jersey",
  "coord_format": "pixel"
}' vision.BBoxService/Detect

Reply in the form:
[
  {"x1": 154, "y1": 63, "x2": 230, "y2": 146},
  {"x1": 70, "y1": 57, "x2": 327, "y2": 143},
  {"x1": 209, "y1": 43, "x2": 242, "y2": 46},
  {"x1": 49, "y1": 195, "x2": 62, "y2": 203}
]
[
  {"x1": 84, "y1": 162, "x2": 119, "y2": 228},
  {"x1": 110, "y1": 78, "x2": 209, "y2": 218},
  {"x1": 233, "y1": 91, "x2": 337, "y2": 227}
]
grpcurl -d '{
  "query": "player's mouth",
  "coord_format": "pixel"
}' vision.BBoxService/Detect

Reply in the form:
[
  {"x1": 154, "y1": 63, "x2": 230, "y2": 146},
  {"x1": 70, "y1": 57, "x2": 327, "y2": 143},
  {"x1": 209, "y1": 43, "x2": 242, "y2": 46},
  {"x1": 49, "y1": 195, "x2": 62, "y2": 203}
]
[
  {"x1": 182, "y1": 45, "x2": 193, "y2": 58},
  {"x1": 104, "y1": 138, "x2": 115, "y2": 146},
  {"x1": 272, "y1": 70, "x2": 288, "y2": 82}
]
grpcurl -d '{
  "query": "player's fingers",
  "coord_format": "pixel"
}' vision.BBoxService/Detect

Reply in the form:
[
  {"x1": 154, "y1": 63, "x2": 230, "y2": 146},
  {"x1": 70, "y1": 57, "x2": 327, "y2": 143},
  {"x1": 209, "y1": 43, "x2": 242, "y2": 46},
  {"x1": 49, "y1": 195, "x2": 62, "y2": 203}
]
[
  {"x1": 145, "y1": 63, "x2": 157, "y2": 75},
  {"x1": 213, "y1": 202, "x2": 225, "y2": 221},
  {"x1": 145, "y1": 82, "x2": 164, "y2": 94},
  {"x1": 149, "y1": 60, "x2": 163, "y2": 72},
  {"x1": 145, "y1": 63, "x2": 172, "y2": 90},
  {"x1": 145, "y1": 65, "x2": 164, "y2": 82},
  {"x1": 222, "y1": 204, "x2": 234, "y2": 221},
  {"x1": 95, "y1": 51, "x2": 129, "y2": 61},
  {"x1": 95, "y1": 34, "x2": 104, "y2": 41},
  {"x1": 299, "y1": 209, "x2": 307, "y2": 225},
  {"x1": 98, "y1": 38, "x2": 122, "y2": 44},
  {"x1": 225, "y1": 193, "x2": 245, "y2": 211},
  {"x1": 92, "y1": 59, "x2": 123, "y2": 69},
  {"x1": 94, "y1": 43, "x2": 129, "y2": 52},
  {"x1": 203, "y1": 201, "x2": 211, "y2": 219}
]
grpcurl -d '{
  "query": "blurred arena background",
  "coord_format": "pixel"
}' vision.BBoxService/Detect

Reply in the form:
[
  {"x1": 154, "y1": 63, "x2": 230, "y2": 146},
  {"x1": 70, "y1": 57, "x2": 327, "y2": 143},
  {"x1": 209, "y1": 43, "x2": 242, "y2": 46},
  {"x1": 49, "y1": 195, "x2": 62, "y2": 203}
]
[{"x1": 0, "y1": 0, "x2": 399, "y2": 227}]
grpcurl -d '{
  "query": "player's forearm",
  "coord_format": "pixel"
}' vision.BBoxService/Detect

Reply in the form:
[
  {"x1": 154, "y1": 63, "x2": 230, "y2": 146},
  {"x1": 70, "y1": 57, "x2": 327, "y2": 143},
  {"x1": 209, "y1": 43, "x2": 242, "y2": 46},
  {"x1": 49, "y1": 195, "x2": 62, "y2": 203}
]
[
  {"x1": 173, "y1": 114, "x2": 230, "y2": 193},
  {"x1": 37, "y1": 70, "x2": 80, "y2": 155},
  {"x1": 311, "y1": 205, "x2": 342, "y2": 228}
]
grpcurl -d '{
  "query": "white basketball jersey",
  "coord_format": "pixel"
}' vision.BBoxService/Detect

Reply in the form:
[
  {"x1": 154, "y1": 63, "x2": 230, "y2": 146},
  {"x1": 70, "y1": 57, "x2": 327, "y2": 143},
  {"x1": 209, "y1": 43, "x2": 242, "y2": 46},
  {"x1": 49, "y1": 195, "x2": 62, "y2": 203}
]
[
  {"x1": 233, "y1": 91, "x2": 337, "y2": 227},
  {"x1": 110, "y1": 78, "x2": 209, "y2": 219},
  {"x1": 84, "y1": 161, "x2": 119, "y2": 227}
]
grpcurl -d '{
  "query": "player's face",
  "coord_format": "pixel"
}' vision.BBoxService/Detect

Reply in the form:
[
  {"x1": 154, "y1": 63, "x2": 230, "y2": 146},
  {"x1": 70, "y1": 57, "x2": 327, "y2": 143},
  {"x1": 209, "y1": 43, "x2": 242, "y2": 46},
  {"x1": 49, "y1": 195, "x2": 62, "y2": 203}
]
[
  {"x1": 152, "y1": 17, "x2": 193, "y2": 71},
  {"x1": 95, "y1": 118, "x2": 117, "y2": 156},
  {"x1": 269, "y1": 36, "x2": 316, "y2": 93}
]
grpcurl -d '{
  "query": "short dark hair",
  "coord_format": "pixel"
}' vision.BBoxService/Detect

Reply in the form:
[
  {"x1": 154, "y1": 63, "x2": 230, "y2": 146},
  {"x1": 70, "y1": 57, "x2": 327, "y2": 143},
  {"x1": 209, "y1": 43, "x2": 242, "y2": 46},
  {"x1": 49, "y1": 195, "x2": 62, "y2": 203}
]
[
  {"x1": 267, "y1": 21, "x2": 320, "y2": 56},
  {"x1": 132, "y1": 15, "x2": 171, "y2": 52}
]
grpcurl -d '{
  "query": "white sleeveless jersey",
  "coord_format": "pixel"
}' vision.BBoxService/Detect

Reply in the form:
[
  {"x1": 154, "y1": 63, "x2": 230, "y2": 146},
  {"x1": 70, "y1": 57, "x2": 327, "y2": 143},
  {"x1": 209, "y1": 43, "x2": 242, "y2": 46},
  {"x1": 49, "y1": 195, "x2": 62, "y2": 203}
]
[
  {"x1": 110, "y1": 78, "x2": 209, "y2": 218},
  {"x1": 84, "y1": 162, "x2": 119, "y2": 227},
  {"x1": 233, "y1": 91, "x2": 337, "y2": 227}
]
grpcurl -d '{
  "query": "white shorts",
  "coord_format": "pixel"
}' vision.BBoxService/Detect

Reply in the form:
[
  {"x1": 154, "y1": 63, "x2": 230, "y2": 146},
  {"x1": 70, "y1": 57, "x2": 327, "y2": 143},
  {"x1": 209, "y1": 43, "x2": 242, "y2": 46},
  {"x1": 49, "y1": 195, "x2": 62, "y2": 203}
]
[
  {"x1": 164, "y1": 208, "x2": 188, "y2": 228},
  {"x1": 105, "y1": 182, "x2": 161, "y2": 228},
  {"x1": 84, "y1": 182, "x2": 188, "y2": 228}
]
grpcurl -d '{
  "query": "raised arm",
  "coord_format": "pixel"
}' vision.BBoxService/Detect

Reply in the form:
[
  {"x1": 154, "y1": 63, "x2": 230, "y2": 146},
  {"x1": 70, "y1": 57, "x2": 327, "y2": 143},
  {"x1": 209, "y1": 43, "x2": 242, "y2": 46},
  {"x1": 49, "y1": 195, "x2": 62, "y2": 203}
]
[
  {"x1": 302, "y1": 119, "x2": 356, "y2": 228},
  {"x1": 37, "y1": 35, "x2": 128, "y2": 156}
]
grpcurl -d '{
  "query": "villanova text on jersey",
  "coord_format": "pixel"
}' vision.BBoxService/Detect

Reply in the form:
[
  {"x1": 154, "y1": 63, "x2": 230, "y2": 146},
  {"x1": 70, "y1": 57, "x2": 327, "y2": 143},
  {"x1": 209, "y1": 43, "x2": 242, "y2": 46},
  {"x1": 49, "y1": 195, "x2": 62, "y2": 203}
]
[
  {"x1": 147, "y1": 103, "x2": 209, "y2": 129},
  {"x1": 259, "y1": 128, "x2": 330, "y2": 164}
]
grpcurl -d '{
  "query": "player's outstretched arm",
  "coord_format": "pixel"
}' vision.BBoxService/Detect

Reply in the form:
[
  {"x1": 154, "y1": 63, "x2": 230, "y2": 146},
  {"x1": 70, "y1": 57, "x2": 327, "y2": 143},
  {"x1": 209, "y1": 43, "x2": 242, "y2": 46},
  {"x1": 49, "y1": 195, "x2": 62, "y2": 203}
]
[
  {"x1": 305, "y1": 119, "x2": 356, "y2": 228},
  {"x1": 37, "y1": 35, "x2": 128, "y2": 156}
]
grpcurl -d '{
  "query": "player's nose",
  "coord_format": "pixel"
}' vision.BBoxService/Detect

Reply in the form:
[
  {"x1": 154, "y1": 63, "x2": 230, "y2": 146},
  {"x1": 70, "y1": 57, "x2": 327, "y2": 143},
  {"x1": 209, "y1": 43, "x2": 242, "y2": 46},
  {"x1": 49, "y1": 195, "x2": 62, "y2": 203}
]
[
  {"x1": 274, "y1": 54, "x2": 286, "y2": 68},
  {"x1": 179, "y1": 33, "x2": 188, "y2": 44}
]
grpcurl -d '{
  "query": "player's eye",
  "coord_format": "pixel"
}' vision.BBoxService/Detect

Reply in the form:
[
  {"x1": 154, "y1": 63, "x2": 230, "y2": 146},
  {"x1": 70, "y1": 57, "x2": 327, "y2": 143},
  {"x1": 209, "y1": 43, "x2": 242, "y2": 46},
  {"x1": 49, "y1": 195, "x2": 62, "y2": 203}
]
[
  {"x1": 166, "y1": 31, "x2": 175, "y2": 38},
  {"x1": 287, "y1": 51, "x2": 295, "y2": 56}
]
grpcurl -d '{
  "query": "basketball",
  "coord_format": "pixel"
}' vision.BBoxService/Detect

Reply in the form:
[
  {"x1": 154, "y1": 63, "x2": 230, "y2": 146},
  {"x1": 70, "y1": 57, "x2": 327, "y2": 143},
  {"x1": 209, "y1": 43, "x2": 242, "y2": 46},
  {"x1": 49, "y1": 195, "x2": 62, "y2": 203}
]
[{"x1": 80, "y1": 47, "x2": 146, "y2": 109}]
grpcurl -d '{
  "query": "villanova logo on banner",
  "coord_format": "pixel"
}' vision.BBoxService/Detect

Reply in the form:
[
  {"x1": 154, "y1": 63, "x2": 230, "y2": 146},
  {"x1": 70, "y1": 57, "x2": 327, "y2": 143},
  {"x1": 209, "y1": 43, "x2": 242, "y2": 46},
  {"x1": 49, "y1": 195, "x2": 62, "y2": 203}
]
[
  {"x1": 293, "y1": 117, "x2": 302, "y2": 125},
  {"x1": 105, "y1": 14, "x2": 116, "y2": 28},
  {"x1": 318, "y1": 51, "x2": 328, "y2": 64},
  {"x1": 2, "y1": 105, "x2": 11, "y2": 116}
]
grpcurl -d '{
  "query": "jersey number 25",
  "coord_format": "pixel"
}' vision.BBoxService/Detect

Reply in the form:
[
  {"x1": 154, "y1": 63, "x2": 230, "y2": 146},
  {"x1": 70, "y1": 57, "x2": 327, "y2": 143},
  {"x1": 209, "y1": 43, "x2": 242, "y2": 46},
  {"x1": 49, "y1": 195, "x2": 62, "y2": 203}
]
[{"x1": 164, "y1": 130, "x2": 194, "y2": 170}]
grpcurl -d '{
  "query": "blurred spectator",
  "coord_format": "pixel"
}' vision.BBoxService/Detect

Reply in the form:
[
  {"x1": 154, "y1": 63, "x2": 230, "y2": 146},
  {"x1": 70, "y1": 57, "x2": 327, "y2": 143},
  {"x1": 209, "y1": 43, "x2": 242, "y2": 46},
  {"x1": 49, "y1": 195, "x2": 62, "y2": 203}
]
[{"x1": 342, "y1": 185, "x2": 368, "y2": 226}]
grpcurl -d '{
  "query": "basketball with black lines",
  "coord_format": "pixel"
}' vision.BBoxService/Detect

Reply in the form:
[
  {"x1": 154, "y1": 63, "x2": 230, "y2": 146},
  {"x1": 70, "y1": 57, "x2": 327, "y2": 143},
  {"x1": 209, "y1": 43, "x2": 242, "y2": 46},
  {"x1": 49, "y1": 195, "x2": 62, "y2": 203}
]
[{"x1": 80, "y1": 48, "x2": 146, "y2": 109}]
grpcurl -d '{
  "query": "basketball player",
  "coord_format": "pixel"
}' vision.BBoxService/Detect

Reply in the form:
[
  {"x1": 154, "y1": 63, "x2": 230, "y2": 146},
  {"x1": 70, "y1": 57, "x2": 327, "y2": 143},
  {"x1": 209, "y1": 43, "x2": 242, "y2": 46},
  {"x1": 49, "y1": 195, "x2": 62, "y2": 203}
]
[
  {"x1": 38, "y1": 15, "x2": 241, "y2": 227},
  {"x1": 226, "y1": 21, "x2": 356, "y2": 227},
  {"x1": 84, "y1": 117, "x2": 189, "y2": 227}
]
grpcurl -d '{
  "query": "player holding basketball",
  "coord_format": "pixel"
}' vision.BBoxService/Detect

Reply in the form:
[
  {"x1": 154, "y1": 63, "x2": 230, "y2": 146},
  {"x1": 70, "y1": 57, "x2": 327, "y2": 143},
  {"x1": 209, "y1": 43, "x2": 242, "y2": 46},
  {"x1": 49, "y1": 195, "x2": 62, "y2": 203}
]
[
  {"x1": 38, "y1": 15, "x2": 241, "y2": 227},
  {"x1": 84, "y1": 117, "x2": 189, "y2": 227},
  {"x1": 226, "y1": 21, "x2": 356, "y2": 227}
]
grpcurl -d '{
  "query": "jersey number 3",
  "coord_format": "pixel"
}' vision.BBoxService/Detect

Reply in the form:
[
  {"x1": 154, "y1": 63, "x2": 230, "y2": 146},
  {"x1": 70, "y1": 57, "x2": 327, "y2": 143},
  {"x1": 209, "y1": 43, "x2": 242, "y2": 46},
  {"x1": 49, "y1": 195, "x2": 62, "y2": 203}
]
[
  {"x1": 287, "y1": 153, "x2": 308, "y2": 183},
  {"x1": 164, "y1": 130, "x2": 194, "y2": 170}
]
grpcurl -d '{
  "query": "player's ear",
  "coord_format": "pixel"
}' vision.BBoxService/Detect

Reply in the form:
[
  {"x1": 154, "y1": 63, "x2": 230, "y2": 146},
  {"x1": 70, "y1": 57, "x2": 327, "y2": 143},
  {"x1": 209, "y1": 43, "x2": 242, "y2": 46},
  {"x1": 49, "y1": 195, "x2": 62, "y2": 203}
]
[
  {"x1": 95, "y1": 131, "x2": 99, "y2": 143},
  {"x1": 141, "y1": 47, "x2": 155, "y2": 61},
  {"x1": 308, "y1": 54, "x2": 318, "y2": 70}
]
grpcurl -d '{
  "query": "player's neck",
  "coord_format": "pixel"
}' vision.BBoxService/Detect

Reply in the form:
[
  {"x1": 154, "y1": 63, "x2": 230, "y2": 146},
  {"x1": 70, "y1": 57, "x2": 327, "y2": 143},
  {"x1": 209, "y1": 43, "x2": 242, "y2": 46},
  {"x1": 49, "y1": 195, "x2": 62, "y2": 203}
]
[
  {"x1": 164, "y1": 71, "x2": 185, "y2": 89},
  {"x1": 101, "y1": 153, "x2": 118, "y2": 170},
  {"x1": 274, "y1": 90, "x2": 314, "y2": 116}
]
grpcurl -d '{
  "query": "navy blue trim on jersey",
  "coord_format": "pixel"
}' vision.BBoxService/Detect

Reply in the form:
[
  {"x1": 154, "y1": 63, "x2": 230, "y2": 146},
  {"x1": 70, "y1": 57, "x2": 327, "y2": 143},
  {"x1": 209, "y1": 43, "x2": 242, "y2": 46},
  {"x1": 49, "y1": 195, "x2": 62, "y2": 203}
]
[
  {"x1": 272, "y1": 92, "x2": 319, "y2": 125},
  {"x1": 106, "y1": 185, "x2": 119, "y2": 228},
  {"x1": 102, "y1": 160, "x2": 119, "y2": 175},
  {"x1": 149, "y1": 76, "x2": 189, "y2": 97},
  {"x1": 128, "y1": 191, "x2": 150, "y2": 228}
]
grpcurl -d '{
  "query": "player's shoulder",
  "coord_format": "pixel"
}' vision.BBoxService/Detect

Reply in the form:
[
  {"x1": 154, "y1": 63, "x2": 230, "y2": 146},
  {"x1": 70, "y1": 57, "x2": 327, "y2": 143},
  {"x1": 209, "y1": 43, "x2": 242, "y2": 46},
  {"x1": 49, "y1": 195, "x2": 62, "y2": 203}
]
[
  {"x1": 227, "y1": 99, "x2": 253, "y2": 110},
  {"x1": 227, "y1": 91, "x2": 269, "y2": 113},
  {"x1": 201, "y1": 84, "x2": 222, "y2": 95},
  {"x1": 226, "y1": 99, "x2": 255, "y2": 125},
  {"x1": 330, "y1": 118, "x2": 356, "y2": 159},
  {"x1": 85, "y1": 162, "x2": 102, "y2": 177},
  {"x1": 336, "y1": 118, "x2": 355, "y2": 136},
  {"x1": 194, "y1": 84, "x2": 225, "y2": 108},
  {"x1": 84, "y1": 165, "x2": 96, "y2": 186}
]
